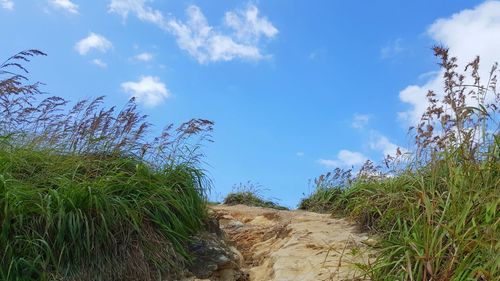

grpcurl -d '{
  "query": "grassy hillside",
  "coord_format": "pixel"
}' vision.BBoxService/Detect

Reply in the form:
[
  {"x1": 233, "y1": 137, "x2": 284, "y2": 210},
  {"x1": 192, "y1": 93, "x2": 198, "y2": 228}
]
[
  {"x1": 300, "y1": 47, "x2": 499, "y2": 280},
  {"x1": 0, "y1": 50, "x2": 213, "y2": 280}
]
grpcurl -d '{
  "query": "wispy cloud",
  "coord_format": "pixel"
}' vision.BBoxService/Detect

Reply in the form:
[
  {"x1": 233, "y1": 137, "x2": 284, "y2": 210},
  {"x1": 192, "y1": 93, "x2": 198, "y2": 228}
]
[
  {"x1": 108, "y1": 1, "x2": 278, "y2": 63},
  {"x1": 91, "y1": 59, "x2": 107, "y2": 68},
  {"x1": 168, "y1": 5, "x2": 278, "y2": 63},
  {"x1": 417, "y1": 70, "x2": 440, "y2": 81},
  {"x1": 318, "y1": 150, "x2": 368, "y2": 168},
  {"x1": 309, "y1": 51, "x2": 318, "y2": 60},
  {"x1": 369, "y1": 132, "x2": 405, "y2": 157},
  {"x1": 296, "y1": 152, "x2": 305, "y2": 157},
  {"x1": 1, "y1": 0, "x2": 14, "y2": 10},
  {"x1": 399, "y1": 1, "x2": 500, "y2": 124},
  {"x1": 49, "y1": 0, "x2": 78, "y2": 14},
  {"x1": 109, "y1": 0, "x2": 166, "y2": 27},
  {"x1": 381, "y1": 38, "x2": 403, "y2": 59},
  {"x1": 75, "y1": 33, "x2": 113, "y2": 55},
  {"x1": 121, "y1": 76, "x2": 170, "y2": 107},
  {"x1": 351, "y1": 114, "x2": 370, "y2": 129},
  {"x1": 133, "y1": 52, "x2": 154, "y2": 62},
  {"x1": 308, "y1": 48, "x2": 327, "y2": 60},
  {"x1": 224, "y1": 4, "x2": 278, "y2": 43}
]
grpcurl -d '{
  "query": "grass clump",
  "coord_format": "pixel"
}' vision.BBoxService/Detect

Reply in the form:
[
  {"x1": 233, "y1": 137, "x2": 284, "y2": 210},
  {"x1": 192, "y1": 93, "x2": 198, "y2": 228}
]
[
  {"x1": 223, "y1": 181, "x2": 288, "y2": 210},
  {"x1": 299, "y1": 169, "x2": 351, "y2": 213},
  {"x1": 301, "y1": 47, "x2": 500, "y2": 280},
  {"x1": 0, "y1": 50, "x2": 214, "y2": 280}
]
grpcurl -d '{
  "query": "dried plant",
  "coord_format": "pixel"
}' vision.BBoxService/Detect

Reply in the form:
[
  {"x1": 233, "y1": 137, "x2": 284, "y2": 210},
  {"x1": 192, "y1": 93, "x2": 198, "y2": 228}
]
[
  {"x1": 315, "y1": 168, "x2": 354, "y2": 189},
  {"x1": 303, "y1": 48, "x2": 499, "y2": 280},
  {"x1": 414, "y1": 46, "x2": 499, "y2": 161},
  {"x1": 0, "y1": 50, "x2": 214, "y2": 168}
]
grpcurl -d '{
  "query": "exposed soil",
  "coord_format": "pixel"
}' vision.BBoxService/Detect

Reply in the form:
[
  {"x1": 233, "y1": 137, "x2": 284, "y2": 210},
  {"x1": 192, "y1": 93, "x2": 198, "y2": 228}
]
[{"x1": 210, "y1": 204, "x2": 375, "y2": 281}]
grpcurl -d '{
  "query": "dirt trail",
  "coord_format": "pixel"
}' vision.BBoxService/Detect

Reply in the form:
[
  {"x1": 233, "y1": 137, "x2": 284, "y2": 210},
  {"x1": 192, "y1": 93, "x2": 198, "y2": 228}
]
[{"x1": 211, "y1": 205, "x2": 374, "y2": 281}]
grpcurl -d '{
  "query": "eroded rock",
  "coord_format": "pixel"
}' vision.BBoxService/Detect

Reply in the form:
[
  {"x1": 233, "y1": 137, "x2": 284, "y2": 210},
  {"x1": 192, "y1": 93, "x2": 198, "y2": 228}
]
[
  {"x1": 186, "y1": 218, "x2": 248, "y2": 281},
  {"x1": 211, "y1": 204, "x2": 375, "y2": 281}
]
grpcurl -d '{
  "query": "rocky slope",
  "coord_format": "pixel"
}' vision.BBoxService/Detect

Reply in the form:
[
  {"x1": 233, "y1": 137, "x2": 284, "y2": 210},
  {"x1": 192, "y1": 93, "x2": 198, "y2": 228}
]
[{"x1": 208, "y1": 204, "x2": 375, "y2": 281}]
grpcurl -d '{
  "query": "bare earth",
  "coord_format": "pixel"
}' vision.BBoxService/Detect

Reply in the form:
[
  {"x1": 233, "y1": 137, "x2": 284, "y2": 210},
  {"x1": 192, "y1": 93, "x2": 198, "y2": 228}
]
[{"x1": 211, "y1": 204, "x2": 375, "y2": 281}]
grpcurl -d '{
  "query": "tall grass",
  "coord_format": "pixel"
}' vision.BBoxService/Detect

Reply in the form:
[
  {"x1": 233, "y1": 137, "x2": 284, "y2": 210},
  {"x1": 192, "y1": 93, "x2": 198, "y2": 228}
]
[
  {"x1": 0, "y1": 50, "x2": 214, "y2": 280},
  {"x1": 301, "y1": 47, "x2": 499, "y2": 280},
  {"x1": 223, "y1": 181, "x2": 288, "y2": 210}
]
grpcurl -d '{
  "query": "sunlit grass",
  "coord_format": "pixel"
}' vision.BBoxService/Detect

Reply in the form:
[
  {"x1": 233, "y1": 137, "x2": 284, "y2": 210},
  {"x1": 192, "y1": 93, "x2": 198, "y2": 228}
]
[
  {"x1": 301, "y1": 47, "x2": 500, "y2": 280},
  {"x1": 0, "y1": 50, "x2": 213, "y2": 280},
  {"x1": 224, "y1": 181, "x2": 288, "y2": 210}
]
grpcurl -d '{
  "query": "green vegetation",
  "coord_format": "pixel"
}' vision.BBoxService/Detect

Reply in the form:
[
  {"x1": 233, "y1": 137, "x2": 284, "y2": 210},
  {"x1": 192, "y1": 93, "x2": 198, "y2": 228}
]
[
  {"x1": 298, "y1": 187, "x2": 340, "y2": 213},
  {"x1": 298, "y1": 169, "x2": 351, "y2": 213},
  {"x1": 3, "y1": 45, "x2": 499, "y2": 280},
  {"x1": 300, "y1": 47, "x2": 500, "y2": 280},
  {"x1": 224, "y1": 181, "x2": 288, "y2": 210},
  {"x1": 0, "y1": 51, "x2": 214, "y2": 280}
]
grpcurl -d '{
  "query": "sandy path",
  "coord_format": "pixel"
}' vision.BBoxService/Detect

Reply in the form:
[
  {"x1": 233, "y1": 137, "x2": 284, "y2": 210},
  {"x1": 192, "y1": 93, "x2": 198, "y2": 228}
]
[{"x1": 211, "y1": 205, "x2": 374, "y2": 281}]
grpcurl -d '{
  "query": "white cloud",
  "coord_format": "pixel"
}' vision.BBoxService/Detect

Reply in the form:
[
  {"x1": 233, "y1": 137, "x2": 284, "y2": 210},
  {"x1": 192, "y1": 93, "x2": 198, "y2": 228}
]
[
  {"x1": 75, "y1": 33, "x2": 113, "y2": 55},
  {"x1": 317, "y1": 159, "x2": 339, "y2": 168},
  {"x1": 369, "y1": 133, "x2": 405, "y2": 157},
  {"x1": 318, "y1": 150, "x2": 368, "y2": 168},
  {"x1": 168, "y1": 5, "x2": 276, "y2": 63},
  {"x1": 309, "y1": 51, "x2": 318, "y2": 60},
  {"x1": 49, "y1": 0, "x2": 78, "y2": 14},
  {"x1": 381, "y1": 38, "x2": 403, "y2": 59},
  {"x1": 399, "y1": 1, "x2": 500, "y2": 124},
  {"x1": 134, "y1": 52, "x2": 153, "y2": 62},
  {"x1": 108, "y1": 0, "x2": 166, "y2": 28},
  {"x1": 224, "y1": 4, "x2": 278, "y2": 43},
  {"x1": 1, "y1": 0, "x2": 14, "y2": 10},
  {"x1": 308, "y1": 48, "x2": 327, "y2": 60},
  {"x1": 92, "y1": 59, "x2": 107, "y2": 68},
  {"x1": 121, "y1": 76, "x2": 170, "y2": 107},
  {"x1": 108, "y1": 1, "x2": 278, "y2": 63},
  {"x1": 296, "y1": 152, "x2": 305, "y2": 157},
  {"x1": 417, "y1": 70, "x2": 440, "y2": 80},
  {"x1": 352, "y1": 114, "x2": 370, "y2": 129}
]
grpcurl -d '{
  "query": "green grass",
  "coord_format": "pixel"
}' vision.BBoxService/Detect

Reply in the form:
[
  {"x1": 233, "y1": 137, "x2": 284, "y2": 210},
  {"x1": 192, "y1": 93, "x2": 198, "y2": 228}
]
[
  {"x1": 300, "y1": 48, "x2": 500, "y2": 280},
  {"x1": 0, "y1": 50, "x2": 213, "y2": 280},
  {"x1": 298, "y1": 186, "x2": 342, "y2": 213},
  {"x1": 302, "y1": 154, "x2": 500, "y2": 280},
  {"x1": 224, "y1": 191, "x2": 288, "y2": 210},
  {"x1": 223, "y1": 182, "x2": 288, "y2": 210},
  {"x1": 0, "y1": 147, "x2": 209, "y2": 280}
]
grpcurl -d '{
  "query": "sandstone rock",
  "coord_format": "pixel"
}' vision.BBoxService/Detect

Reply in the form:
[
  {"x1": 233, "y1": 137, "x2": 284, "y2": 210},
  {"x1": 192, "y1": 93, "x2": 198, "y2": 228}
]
[
  {"x1": 186, "y1": 217, "x2": 247, "y2": 281},
  {"x1": 227, "y1": 220, "x2": 244, "y2": 228},
  {"x1": 211, "y1": 204, "x2": 374, "y2": 281},
  {"x1": 361, "y1": 237, "x2": 378, "y2": 247}
]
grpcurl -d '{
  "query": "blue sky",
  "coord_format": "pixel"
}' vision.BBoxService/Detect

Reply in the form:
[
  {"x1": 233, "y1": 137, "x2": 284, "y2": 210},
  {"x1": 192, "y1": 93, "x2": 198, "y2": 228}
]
[{"x1": 2, "y1": 0, "x2": 499, "y2": 207}]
